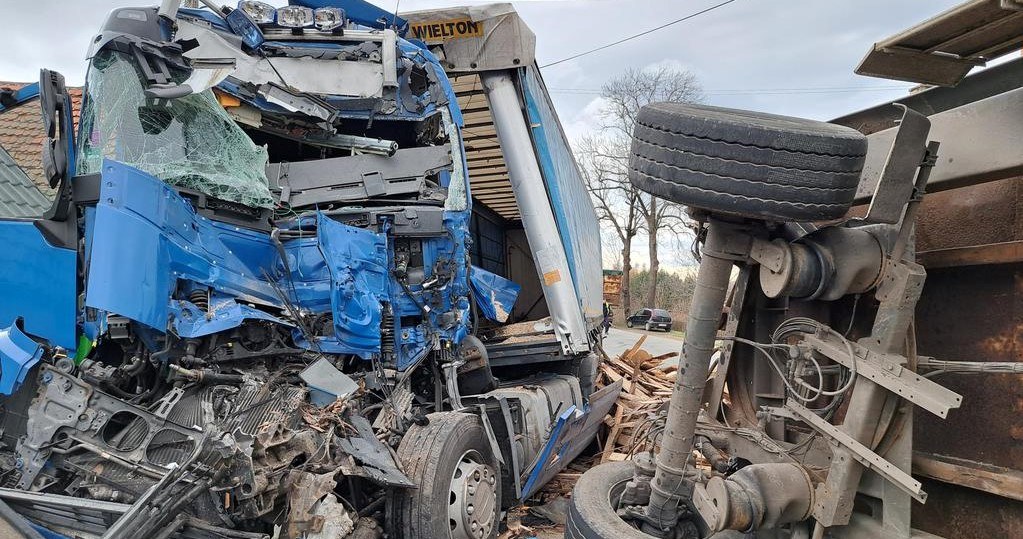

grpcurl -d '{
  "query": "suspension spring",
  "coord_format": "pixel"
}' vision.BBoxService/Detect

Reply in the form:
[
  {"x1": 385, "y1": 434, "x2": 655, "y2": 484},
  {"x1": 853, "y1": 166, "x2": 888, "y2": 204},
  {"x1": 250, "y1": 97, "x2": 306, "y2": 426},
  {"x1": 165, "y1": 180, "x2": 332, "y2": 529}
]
[
  {"x1": 381, "y1": 304, "x2": 396, "y2": 361},
  {"x1": 189, "y1": 289, "x2": 210, "y2": 313}
]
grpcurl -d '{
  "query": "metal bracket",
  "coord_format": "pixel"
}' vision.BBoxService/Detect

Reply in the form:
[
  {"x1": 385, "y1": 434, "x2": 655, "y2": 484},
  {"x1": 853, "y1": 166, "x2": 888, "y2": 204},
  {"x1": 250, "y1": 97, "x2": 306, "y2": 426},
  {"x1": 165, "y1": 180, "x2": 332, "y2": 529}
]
[
  {"x1": 862, "y1": 104, "x2": 931, "y2": 225},
  {"x1": 786, "y1": 400, "x2": 926, "y2": 503},
  {"x1": 749, "y1": 238, "x2": 787, "y2": 272},
  {"x1": 804, "y1": 334, "x2": 962, "y2": 419},
  {"x1": 477, "y1": 404, "x2": 506, "y2": 466}
]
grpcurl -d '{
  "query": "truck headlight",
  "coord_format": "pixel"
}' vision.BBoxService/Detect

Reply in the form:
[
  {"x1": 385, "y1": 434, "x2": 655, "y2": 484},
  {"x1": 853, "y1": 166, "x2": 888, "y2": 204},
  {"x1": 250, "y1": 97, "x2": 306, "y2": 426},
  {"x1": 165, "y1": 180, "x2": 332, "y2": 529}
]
[
  {"x1": 237, "y1": 1, "x2": 275, "y2": 24},
  {"x1": 313, "y1": 7, "x2": 345, "y2": 31},
  {"x1": 276, "y1": 6, "x2": 314, "y2": 28}
]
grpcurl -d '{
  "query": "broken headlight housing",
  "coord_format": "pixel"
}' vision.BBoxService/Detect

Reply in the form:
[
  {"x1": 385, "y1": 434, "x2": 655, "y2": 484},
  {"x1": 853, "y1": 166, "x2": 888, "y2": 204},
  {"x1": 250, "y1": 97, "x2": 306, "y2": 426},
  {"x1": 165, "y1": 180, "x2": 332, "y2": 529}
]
[{"x1": 237, "y1": 2, "x2": 347, "y2": 32}]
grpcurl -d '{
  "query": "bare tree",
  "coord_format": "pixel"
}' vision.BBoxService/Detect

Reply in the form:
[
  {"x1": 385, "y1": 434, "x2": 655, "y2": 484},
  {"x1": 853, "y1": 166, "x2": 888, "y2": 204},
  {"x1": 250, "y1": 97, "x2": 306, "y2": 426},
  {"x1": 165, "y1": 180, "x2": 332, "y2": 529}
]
[
  {"x1": 578, "y1": 136, "x2": 641, "y2": 316},
  {"x1": 598, "y1": 66, "x2": 702, "y2": 308}
]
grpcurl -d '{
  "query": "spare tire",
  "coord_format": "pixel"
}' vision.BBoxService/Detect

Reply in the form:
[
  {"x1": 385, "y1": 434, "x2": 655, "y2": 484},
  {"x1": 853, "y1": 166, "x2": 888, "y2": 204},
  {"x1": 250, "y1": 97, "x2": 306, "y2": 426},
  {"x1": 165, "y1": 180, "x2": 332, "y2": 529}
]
[{"x1": 629, "y1": 103, "x2": 867, "y2": 222}]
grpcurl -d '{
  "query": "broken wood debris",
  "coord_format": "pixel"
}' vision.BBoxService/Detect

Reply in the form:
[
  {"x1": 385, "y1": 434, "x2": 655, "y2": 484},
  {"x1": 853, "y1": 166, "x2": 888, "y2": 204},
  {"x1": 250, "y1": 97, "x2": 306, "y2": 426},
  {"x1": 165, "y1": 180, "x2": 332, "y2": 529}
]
[
  {"x1": 533, "y1": 341, "x2": 679, "y2": 503},
  {"x1": 595, "y1": 340, "x2": 678, "y2": 463}
]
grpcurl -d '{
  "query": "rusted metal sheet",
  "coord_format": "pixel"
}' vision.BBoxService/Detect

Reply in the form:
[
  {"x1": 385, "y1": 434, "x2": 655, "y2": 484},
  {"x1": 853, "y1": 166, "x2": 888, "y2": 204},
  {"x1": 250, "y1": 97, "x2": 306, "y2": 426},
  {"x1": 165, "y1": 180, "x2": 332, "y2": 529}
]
[
  {"x1": 915, "y1": 263, "x2": 1023, "y2": 470},
  {"x1": 911, "y1": 171, "x2": 1023, "y2": 538},
  {"x1": 916, "y1": 176, "x2": 1023, "y2": 252},
  {"x1": 913, "y1": 479, "x2": 1023, "y2": 538}
]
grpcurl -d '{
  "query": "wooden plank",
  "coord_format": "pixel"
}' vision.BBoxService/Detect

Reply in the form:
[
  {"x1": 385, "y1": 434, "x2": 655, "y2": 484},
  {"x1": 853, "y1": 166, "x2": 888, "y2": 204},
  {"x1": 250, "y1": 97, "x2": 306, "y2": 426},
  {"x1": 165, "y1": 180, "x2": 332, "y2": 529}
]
[
  {"x1": 912, "y1": 451, "x2": 1023, "y2": 502},
  {"x1": 916, "y1": 240, "x2": 1023, "y2": 269},
  {"x1": 601, "y1": 406, "x2": 624, "y2": 463}
]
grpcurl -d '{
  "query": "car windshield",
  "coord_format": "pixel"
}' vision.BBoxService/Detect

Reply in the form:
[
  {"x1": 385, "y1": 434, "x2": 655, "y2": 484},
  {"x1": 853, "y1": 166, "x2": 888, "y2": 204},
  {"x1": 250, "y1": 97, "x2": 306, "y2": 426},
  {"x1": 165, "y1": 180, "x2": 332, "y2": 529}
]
[
  {"x1": 76, "y1": 50, "x2": 274, "y2": 209},
  {"x1": 653, "y1": 309, "x2": 670, "y2": 317}
]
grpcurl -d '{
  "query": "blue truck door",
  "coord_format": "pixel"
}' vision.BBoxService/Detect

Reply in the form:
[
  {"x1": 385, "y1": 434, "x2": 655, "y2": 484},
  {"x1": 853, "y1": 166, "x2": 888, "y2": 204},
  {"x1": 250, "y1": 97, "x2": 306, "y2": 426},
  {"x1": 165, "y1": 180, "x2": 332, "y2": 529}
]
[{"x1": 0, "y1": 76, "x2": 80, "y2": 390}]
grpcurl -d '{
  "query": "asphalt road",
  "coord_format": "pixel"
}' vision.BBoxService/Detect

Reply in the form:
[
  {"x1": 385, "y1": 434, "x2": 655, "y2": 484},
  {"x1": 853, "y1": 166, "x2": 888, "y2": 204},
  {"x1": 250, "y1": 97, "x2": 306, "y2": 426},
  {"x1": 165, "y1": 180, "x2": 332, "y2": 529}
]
[{"x1": 600, "y1": 327, "x2": 682, "y2": 360}]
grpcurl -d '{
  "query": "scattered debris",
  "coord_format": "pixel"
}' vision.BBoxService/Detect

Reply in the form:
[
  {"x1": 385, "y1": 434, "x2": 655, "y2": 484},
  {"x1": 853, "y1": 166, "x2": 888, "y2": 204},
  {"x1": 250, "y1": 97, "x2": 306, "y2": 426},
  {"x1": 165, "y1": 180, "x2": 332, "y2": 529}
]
[
  {"x1": 528, "y1": 495, "x2": 570, "y2": 526},
  {"x1": 595, "y1": 338, "x2": 679, "y2": 462}
]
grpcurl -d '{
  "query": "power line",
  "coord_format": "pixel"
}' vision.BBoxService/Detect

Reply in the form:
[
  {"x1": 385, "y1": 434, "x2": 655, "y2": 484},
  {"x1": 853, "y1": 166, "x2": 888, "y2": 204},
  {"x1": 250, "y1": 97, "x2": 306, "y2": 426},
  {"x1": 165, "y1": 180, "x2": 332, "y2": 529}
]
[
  {"x1": 540, "y1": 0, "x2": 738, "y2": 68},
  {"x1": 547, "y1": 85, "x2": 910, "y2": 96}
]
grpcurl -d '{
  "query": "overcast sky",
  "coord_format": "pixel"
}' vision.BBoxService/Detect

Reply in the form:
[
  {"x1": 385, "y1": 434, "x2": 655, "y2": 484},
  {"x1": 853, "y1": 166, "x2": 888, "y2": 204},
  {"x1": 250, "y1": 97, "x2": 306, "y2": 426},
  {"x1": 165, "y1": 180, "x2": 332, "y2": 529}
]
[
  {"x1": 0, "y1": 0, "x2": 966, "y2": 123},
  {"x1": 0, "y1": 0, "x2": 975, "y2": 269}
]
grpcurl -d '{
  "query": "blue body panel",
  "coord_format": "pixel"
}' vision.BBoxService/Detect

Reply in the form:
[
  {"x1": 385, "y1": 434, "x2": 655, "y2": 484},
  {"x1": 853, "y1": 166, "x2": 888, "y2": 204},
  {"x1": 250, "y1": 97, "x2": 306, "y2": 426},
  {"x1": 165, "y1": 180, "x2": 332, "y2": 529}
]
[
  {"x1": 469, "y1": 266, "x2": 520, "y2": 323},
  {"x1": 0, "y1": 221, "x2": 77, "y2": 351},
  {"x1": 83, "y1": 160, "x2": 471, "y2": 366},
  {"x1": 85, "y1": 160, "x2": 282, "y2": 330},
  {"x1": 315, "y1": 213, "x2": 388, "y2": 356},
  {"x1": 0, "y1": 83, "x2": 40, "y2": 113},
  {"x1": 0, "y1": 322, "x2": 45, "y2": 395}
]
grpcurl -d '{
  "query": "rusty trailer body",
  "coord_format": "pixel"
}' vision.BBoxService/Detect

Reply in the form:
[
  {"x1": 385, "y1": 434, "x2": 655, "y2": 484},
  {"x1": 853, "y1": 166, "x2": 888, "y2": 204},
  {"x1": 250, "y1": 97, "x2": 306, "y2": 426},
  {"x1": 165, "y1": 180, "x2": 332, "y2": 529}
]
[{"x1": 834, "y1": 59, "x2": 1023, "y2": 539}]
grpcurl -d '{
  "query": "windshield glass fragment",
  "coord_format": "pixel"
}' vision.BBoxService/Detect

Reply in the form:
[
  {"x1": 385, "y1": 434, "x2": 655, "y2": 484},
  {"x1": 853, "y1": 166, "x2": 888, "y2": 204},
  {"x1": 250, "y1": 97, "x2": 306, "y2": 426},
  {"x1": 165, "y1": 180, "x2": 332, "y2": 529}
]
[{"x1": 77, "y1": 50, "x2": 274, "y2": 209}]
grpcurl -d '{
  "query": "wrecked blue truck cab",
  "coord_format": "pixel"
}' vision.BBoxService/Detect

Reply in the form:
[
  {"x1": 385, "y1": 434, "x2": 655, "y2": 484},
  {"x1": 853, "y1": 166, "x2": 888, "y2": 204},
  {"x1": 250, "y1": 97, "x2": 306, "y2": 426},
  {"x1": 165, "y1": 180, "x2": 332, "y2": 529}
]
[{"x1": 0, "y1": 2, "x2": 615, "y2": 538}]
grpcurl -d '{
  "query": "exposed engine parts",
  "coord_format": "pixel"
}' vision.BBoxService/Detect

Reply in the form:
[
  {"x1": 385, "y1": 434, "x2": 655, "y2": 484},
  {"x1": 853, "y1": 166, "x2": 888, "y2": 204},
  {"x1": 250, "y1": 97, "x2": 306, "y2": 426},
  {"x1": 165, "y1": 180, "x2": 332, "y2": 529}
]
[{"x1": 7, "y1": 337, "x2": 412, "y2": 538}]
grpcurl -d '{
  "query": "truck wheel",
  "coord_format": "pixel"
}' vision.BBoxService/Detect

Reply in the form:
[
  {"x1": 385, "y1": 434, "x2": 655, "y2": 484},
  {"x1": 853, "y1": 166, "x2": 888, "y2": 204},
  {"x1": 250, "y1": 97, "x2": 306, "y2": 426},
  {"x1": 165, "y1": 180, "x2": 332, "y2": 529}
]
[
  {"x1": 644, "y1": 322, "x2": 651, "y2": 332},
  {"x1": 626, "y1": 320, "x2": 634, "y2": 328},
  {"x1": 392, "y1": 412, "x2": 501, "y2": 539},
  {"x1": 629, "y1": 103, "x2": 867, "y2": 222},
  {"x1": 565, "y1": 461, "x2": 658, "y2": 539}
]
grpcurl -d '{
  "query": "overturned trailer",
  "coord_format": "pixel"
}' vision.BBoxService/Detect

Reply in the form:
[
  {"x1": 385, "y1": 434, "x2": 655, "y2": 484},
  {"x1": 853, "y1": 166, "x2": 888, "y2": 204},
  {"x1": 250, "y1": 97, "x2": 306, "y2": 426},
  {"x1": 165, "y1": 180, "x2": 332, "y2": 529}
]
[
  {"x1": 0, "y1": 2, "x2": 617, "y2": 538},
  {"x1": 565, "y1": 1, "x2": 1023, "y2": 539}
]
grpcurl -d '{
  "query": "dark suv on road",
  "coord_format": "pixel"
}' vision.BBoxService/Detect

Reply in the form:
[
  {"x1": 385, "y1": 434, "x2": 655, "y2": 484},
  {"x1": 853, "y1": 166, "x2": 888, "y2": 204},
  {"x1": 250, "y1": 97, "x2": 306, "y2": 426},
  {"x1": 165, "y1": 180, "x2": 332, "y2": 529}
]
[{"x1": 626, "y1": 308, "x2": 673, "y2": 332}]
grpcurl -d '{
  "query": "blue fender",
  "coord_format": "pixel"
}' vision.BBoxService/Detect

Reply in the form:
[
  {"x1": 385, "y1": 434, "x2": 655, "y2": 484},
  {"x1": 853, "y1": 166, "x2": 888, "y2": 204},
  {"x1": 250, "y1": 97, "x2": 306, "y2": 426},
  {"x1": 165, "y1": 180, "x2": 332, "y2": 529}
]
[{"x1": 0, "y1": 321, "x2": 44, "y2": 396}]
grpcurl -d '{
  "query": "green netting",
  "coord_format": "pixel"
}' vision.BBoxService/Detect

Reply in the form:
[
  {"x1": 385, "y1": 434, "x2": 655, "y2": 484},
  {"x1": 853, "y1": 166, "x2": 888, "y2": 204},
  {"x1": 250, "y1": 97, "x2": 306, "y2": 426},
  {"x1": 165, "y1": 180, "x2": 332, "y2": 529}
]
[{"x1": 78, "y1": 51, "x2": 274, "y2": 209}]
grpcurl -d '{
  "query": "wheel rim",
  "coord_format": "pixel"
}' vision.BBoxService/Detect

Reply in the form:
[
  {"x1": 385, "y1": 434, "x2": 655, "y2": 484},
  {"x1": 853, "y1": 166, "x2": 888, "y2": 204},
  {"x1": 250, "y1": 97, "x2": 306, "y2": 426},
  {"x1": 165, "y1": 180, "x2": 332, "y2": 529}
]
[{"x1": 448, "y1": 449, "x2": 497, "y2": 539}]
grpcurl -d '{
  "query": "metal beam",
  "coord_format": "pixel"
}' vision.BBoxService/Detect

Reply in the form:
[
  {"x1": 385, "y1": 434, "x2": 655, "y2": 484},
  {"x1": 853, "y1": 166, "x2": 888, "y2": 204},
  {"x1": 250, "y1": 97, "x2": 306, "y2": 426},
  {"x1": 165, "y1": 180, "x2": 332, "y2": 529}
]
[
  {"x1": 788, "y1": 401, "x2": 927, "y2": 503},
  {"x1": 833, "y1": 56, "x2": 1023, "y2": 135},
  {"x1": 916, "y1": 240, "x2": 1023, "y2": 268},
  {"x1": 853, "y1": 85, "x2": 1023, "y2": 204},
  {"x1": 913, "y1": 452, "x2": 1023, "y2": 503}
]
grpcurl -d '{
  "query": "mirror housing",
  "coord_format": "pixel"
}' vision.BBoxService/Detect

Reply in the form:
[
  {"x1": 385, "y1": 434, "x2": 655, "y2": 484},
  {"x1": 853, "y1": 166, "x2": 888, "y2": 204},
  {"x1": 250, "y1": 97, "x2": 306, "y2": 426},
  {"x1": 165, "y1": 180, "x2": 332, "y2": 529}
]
[{"x1": 39, "y1": 69, "x2": 73, "y2": 189}]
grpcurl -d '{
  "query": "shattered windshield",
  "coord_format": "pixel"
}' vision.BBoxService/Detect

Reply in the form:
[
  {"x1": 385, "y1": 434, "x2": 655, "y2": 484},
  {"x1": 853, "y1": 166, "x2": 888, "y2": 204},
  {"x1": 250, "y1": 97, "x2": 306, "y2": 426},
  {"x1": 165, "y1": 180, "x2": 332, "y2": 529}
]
[{"x1": 77, "y1": 50, "x2": 274, "y2": 208}]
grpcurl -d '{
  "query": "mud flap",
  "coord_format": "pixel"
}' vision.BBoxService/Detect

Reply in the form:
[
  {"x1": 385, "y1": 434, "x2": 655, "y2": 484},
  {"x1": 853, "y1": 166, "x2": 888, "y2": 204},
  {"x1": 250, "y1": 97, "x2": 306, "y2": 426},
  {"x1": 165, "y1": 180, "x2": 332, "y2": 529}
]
[{"x1": 519, "y1": 379, "x2": 623, "y2": 499}]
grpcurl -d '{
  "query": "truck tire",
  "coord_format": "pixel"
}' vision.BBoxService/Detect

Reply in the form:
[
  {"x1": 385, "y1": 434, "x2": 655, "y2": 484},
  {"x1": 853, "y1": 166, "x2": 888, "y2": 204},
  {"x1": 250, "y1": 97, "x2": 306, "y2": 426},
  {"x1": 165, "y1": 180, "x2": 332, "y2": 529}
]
[
  {"x1": 392, "y1": 412, "x2": 501, "y2": 539},
  {"x1": 565, "y1": 461, "x2": 658, "y2": 539},
  {"x1": 629, "y1": 103, "x2": 867, "y2": 222}
]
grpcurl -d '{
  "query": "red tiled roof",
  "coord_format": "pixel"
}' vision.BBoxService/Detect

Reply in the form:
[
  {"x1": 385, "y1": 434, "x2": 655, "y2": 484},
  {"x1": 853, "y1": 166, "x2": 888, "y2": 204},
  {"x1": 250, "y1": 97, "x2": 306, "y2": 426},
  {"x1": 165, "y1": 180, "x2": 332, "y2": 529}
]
[{"x1": 0, "y1": 82, "x2": 83, "y2": 195}]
